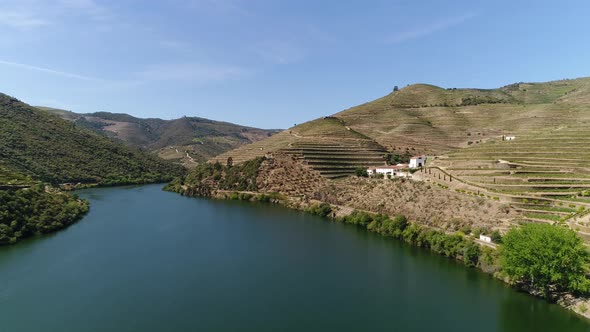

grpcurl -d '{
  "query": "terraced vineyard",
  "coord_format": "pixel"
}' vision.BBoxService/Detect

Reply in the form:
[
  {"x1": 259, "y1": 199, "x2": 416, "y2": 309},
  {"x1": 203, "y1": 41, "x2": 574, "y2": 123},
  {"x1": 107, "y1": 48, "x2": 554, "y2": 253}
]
[
  {"x1": 434, "y1": 124, "x2": 590, "y2": 239},
  {"x1": 217, "y1": 78, "x2": 590, "y2": 167},
  {"x1": 212, "y1": 117, "x2": 388, "y2": 178},
  {"x1": 281, "y1": 140, "x2": 386, "y2": 179},
  {"x1": 213, "y1": 78, "x2": 590, "y2": 224}
]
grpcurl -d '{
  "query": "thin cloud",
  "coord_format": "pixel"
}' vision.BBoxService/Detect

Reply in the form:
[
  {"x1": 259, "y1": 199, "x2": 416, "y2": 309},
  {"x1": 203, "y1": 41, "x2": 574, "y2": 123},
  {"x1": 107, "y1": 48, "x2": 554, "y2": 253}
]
[
  {"x1": 386, "y1": 13, "x2": 478, "y2": 44},
  {"x1": 57, "y1": 0, "x2": 111, "y2": 21},
  {"x1": 0, "y1": 10, "x2": 49, "y2": 28},
  {"x1": 0, "y1": 59, "x2": 103, "y2": 81},
  {"x1": 0, "y1": 0, "x2": 110, "y2": 29}
]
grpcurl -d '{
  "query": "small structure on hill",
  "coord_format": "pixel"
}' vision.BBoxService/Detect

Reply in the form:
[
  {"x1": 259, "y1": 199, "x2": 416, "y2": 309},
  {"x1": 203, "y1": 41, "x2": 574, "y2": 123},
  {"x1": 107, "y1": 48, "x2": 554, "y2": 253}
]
[
  {"x1": 503, "y1": 135, "x2": 517, "y2": 141},
  {"x1": 479, "y1": 234, "x2": 492, "y2": 243},
  {"x1": 367, "y1": 164, "x2": 410, "y2": 178},
  {"x1": 409, "y1": 155, "x2": 426, "y2": 168}
]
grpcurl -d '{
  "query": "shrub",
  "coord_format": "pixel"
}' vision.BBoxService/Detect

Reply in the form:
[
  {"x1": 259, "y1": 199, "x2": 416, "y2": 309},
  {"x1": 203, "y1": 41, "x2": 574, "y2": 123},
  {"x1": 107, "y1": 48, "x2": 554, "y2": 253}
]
[
  {"x1": 491, "y1": 230, "x2": 502, "y2": 243},
  {"x1": 306, "y1": 203, "x2": 333, "y2": 218},
  {"x1": 355, "y1": 167, "x2": 369, "y2": 177},
  {"x1": 464, "y1": 242, "x2": 481, "y2": 267}
]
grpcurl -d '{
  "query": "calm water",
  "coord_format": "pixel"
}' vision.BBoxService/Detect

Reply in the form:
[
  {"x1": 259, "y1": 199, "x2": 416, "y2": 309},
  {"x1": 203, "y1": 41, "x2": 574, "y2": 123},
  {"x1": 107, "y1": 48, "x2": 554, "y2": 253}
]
[{"x1": 0, "y1": 184, "x2": 588, "y2": 332}]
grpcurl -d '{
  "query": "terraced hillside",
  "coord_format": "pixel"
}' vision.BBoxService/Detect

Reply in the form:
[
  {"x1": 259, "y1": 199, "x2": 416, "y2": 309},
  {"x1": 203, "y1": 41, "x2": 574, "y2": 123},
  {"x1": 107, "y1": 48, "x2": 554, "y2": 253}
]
[
  {"x1": 280, "y1": 140, "x2": 386, "y2": 179},
  {"x1": 431, "y1": 122, "x2": 590, "y2": 238},
  {"x1": 337, "y1": 80, "x2": 590, "y2": 155},
  {"x1": 215, "y1": 78, "x2": 590, "y2": 174},
  {"x1": 212, "y1": 117, "x2": 388, "y2": 178}
]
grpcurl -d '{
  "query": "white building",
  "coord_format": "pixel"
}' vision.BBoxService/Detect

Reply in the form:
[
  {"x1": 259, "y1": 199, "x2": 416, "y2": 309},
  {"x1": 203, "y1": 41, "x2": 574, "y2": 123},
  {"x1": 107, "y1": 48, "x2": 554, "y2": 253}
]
[
  {"x1": 505, "y1": 135, "x2": 516, "y2": 141},
  {"x1": 367, "y1": 164, "x2": 410, "y2": 178},
  {"x1": 409, "y1": 155, "x2": 426, "y2": 169},
  {"x1": 479, "y1": 234, "x2": 492, "y2": 243}
]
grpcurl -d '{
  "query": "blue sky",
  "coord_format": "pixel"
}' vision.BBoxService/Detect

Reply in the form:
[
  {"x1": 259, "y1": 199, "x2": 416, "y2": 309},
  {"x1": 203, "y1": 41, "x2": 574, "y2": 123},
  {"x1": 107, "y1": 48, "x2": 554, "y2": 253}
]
[{"x1": 0, "y1": 0, "x2": 589, "y2": 129}]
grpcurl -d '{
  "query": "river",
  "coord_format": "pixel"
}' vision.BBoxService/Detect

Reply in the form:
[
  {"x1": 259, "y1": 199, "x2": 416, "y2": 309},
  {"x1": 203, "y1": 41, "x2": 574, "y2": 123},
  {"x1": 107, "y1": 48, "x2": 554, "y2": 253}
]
[{"x1": 0, "y1": 184, "x2": 588, "y2": 331}]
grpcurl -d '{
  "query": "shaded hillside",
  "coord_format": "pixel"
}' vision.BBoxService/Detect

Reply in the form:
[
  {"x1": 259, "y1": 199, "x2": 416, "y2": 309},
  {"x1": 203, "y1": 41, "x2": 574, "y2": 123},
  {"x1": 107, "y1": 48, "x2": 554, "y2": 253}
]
[
  {"x1": 39, "y1": 107, "x2": 280, "y2": 165},
  {"x1": 214, "y1": 77, "x2": 590, "y2": 171},
  {"x1": 1, "y1": 94, "x2": 184, "y2": 185}
]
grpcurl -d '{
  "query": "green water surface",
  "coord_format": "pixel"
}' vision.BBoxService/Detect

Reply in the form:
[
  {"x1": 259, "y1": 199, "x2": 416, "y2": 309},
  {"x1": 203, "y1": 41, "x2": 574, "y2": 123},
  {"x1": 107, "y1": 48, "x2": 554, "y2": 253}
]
[{"x1": 0, "y1": 184, "x2": 588, "y2": 331}]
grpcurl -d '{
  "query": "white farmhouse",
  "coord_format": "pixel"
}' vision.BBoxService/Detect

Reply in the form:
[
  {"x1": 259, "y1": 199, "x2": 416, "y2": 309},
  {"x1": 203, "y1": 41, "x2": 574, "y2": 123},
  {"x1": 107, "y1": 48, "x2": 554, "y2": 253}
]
[
  {"x1": 479, "y1": 234, "x2": 492, "y2": 243},
  {"x1": 505, "y1": 135, "x2": 516, "y2": 141},
  {"x1": 409, "y1": 155, "x2": 426, "y2": 169},
  {"x1": 367, "y1": 164, "x2": 411, "y2": 178}
]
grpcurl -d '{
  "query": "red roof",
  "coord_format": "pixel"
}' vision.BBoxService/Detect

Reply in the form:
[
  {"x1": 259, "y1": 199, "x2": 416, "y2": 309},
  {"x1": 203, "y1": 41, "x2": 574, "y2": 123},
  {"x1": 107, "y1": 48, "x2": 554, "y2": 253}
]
[{"x1": 411, "y1": 155, "x2": 426, "y2": 159}]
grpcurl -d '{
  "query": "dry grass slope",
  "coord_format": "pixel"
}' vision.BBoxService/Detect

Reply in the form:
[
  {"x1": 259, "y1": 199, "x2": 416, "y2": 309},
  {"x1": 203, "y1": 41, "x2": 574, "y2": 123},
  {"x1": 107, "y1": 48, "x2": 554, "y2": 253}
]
[
  {"x1": 213, "y1": 76, "x2": 590, "y2": 239},
  {"x1": 216, "y1": 76, "x2": 590, "y2": 175}
]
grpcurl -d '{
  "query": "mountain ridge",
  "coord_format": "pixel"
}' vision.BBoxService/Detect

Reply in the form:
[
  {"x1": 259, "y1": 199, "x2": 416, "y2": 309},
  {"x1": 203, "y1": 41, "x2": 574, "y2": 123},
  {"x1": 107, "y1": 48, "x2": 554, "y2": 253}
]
[
  {"x1": 0, "y1": 94, "x2": 184, "y2": 186},
  {"x1": 38, "y1": 107, "x2": 281, "y2": 165}
]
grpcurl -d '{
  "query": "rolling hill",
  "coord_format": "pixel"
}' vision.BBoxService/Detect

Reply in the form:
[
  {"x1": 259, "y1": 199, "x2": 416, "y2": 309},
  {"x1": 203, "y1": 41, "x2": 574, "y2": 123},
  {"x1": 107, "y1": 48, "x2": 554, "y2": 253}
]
[
  {"x1": 212, "y1": 77, "x2": 590, "y2": 175},
  {"x1": 210, "y1": 76, "x2": 590, "y2": 238},
  {"x1": 0, "y1": 93, "x2": 190, "y2": 245},
  {"x1": 0, "y1": 94, "x2": 185, "y2": 186},
  {"x1": 38, "y1": 107, "x2": 280, "y2": 165}
]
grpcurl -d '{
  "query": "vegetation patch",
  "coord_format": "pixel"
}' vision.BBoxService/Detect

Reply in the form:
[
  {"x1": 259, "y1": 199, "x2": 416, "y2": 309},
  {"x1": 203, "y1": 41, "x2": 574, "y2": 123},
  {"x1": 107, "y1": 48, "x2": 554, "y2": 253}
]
[
  {"x1": 166, "y1": 157, "x2": 266, "y2": 195},
  {"x1": 0, "y1": 186, "x2": 89, "y2": 245},
  {"x1": 0, "y1": 94, "x2": 185, "y2": 186},
  {"x1": 501, "y1": 223, "x2": 589, "y2": 297}
]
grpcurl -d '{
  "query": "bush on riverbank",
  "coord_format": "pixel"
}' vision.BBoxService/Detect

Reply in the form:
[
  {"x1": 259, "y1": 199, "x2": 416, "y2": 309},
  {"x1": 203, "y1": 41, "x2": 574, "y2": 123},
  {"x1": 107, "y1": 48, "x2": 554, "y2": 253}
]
[
  {"x1": 0, "y1": 186, "x2": 89, "y2": 245},
  {"x1": 305, "y1": 203, "x2": 333, "y2": 217},
  {"x1": 331, "y1": 210, "x2": 485, "y2": 268},
  {"x1": 224, "y1": 191, "x2": 285, "y2": 203},
  {"x1": 500, "y1": 223, "x2": 590, "y2": 297}
]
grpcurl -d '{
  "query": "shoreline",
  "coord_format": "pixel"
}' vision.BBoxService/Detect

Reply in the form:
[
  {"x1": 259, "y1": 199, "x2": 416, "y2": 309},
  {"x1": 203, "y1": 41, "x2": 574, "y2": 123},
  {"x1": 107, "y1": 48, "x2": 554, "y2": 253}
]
[
  {"x1": 168, "y1": 186, "x2": 590, "y2": 320},
  {"x1": 0, "y1": 180, "x2": 173, "y2": 246}
]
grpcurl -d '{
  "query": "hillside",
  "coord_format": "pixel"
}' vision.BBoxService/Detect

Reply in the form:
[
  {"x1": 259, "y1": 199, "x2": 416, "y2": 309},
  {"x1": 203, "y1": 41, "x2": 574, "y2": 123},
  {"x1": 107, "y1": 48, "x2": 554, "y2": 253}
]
[
  {"x1": 205, "y1": 77, "x2": 590, "y2": 240},
  {"x1": 39, "y1": 107, "x2": 280, "y2": 165},
  {"x1": 213, "y1": 77, "x2": 590, "y2": 175},
  {"x1": 1, "y1": 94, "x2": 184, "y2": 186}
]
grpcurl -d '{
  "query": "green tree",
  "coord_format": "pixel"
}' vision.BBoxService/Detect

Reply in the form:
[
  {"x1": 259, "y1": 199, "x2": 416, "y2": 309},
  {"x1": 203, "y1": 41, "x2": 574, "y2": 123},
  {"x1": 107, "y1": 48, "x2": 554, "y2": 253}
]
[
  {"x1": 491, "y1": 230, "x2": 502, "y2": 243},
  {"x1": 355, "y1": 167, "x2": 368, "y2": 177},
  {"x1": 463, "y1": 242, "x2": 481, "y2": 267},
  {"x1": 500, "y1": 224, "x2": 590, "y2": 297}
]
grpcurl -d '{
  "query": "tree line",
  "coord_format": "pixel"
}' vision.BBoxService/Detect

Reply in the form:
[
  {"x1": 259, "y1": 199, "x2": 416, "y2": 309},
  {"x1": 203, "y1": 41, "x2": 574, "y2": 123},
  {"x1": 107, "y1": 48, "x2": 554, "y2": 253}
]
[{"x1": 306, "y1": 203, "x2": 590, "y2": 298}]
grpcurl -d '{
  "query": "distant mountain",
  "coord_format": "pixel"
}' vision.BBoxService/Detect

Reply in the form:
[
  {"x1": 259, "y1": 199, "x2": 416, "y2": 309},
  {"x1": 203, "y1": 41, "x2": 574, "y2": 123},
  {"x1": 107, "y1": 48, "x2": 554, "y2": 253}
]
[
  {"x1": 1, "y1": 94, "x2": 184, "y2": 186},
  {"x1": 38, "y1": 107, "x2": 281, "y2": 166}
]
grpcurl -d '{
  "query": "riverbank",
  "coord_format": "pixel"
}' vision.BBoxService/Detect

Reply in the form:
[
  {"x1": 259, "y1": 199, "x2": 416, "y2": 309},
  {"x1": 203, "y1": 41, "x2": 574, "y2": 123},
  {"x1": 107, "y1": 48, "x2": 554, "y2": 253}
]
[
  {"x1": 0, "y1": 179, "x2": 174, "y2": 246},
  {"x1": 167, "y1": 183, "x2": 590, "y2": 320}
]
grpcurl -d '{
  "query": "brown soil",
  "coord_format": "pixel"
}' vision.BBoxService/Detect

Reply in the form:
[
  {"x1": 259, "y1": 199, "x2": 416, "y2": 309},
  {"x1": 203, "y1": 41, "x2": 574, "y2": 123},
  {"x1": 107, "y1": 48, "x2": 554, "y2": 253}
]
[
  {"x1": 326, "y1": 177, "x2": 516, "y2": 232},
  {"x1": 254, "y1": 154, "x2": 517, "y2": 232},
  {"x1": 256, "y1": 154, "x2": 326, "y2": 197}
]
